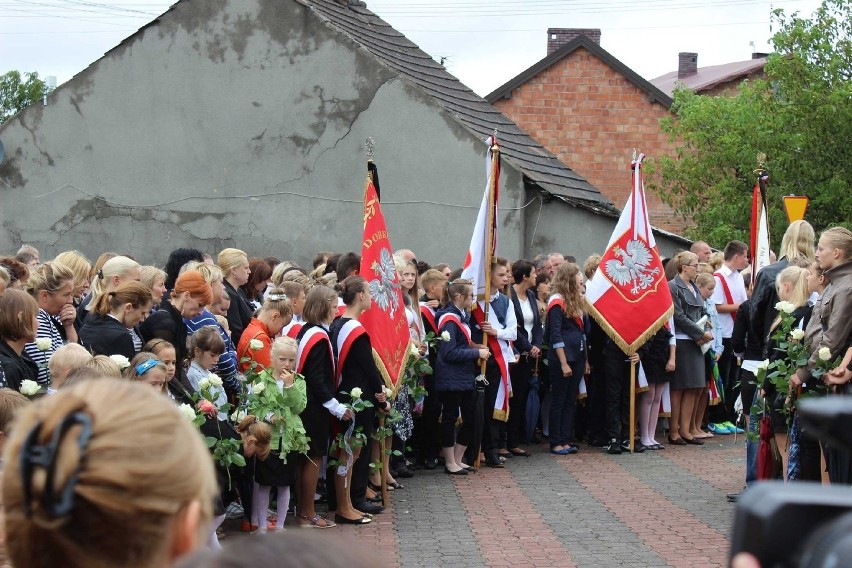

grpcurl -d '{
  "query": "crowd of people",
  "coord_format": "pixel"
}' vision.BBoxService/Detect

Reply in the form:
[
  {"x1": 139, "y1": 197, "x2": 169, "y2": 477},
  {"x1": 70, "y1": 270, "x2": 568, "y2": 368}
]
[{"x1": 0, "y1": 225, "x2": 850, "y2": 566}]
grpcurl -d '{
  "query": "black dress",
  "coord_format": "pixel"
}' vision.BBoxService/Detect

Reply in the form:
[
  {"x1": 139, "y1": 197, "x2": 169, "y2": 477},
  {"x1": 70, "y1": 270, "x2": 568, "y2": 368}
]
[
  {"x1": 79, "y1": 314, "x2": 136, "y2": 359},
  {"x1": 638, "y1": 326, "x2": 674, "y2": 384},
  {"x1": 296, "y1": 323, "x2": 336, "y2": 458},
  {"x1": 329, "y1": 318, "x2": 384, "y2": 437}
]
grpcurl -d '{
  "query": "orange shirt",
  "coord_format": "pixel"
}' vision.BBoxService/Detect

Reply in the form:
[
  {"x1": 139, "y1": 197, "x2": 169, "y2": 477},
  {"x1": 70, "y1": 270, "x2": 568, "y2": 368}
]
[{"x1": 237, "y1": 318, "x2": 272, "y2": 372}]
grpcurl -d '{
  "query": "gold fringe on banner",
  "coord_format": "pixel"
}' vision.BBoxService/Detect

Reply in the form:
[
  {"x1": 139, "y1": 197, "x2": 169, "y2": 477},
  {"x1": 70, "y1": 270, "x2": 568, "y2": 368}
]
[{"x1": 584, "y1": 299, "x2": 674, "y2": 356}]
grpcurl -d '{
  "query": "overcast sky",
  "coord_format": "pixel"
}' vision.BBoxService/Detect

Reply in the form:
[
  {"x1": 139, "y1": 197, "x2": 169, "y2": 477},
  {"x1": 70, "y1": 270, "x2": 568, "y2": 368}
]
[{"x1": 0, "y1": 0, "x2": 823, "y2": 97}]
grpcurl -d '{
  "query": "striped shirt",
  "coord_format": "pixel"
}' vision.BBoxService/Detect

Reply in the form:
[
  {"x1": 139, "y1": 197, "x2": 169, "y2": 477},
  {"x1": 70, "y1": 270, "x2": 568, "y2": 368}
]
[
  {"x1": 184, "y1": 309, "x2": 239, "y2": 391},
  {"x1": 23, "y1": 309, "x2": 65, "y2": 387}
]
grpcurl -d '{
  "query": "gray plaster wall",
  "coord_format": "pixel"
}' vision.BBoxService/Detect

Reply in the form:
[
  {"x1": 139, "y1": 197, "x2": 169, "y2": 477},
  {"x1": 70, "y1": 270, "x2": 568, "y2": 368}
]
[
  {"x1": 527, "y1": 196, "x2": 688, "y2": 262},
  {"x1": 0, "y1": 0, "x2": 532, "y2": 267}
]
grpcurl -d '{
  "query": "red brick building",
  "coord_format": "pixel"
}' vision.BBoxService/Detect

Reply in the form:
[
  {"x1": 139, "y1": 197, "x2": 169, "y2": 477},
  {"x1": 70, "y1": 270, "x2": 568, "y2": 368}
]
[{"x1": 487, "y1": 30, "x2": 684, "y2": 233}]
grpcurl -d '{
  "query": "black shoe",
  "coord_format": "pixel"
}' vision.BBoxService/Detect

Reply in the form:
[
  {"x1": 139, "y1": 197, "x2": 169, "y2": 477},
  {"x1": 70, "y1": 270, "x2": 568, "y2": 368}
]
[
  {"x1": 444, "y1": 467, "x2": 468, "y2": 475},
  {"x1": 395, "y1": 466, "x2": 415, "y2": 478},
  {"x1": 607, "y1": 439, "x2": 622, "y2": 455},
  {"x1": 423, "y1": 458, "x2": 438, "y2": 470},
  {"x1": 621, "y1": 440, "x2": 646, "y2": 453},
  {"x1": 334, "y1": 513, "x2": 371, "y2": 525},
  {"x1": 726, "y1": 492, "x2": 740, "y2": 503},
  {"x1": 354, "y1": 501, "x2": 385, "y2": 514}
]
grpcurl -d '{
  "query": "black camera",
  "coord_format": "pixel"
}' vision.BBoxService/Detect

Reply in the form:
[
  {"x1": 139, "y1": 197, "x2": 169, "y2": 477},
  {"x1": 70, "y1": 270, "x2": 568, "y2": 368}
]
[{"x1": 730, "y1": 397, "x2": 852, "y2": 568}]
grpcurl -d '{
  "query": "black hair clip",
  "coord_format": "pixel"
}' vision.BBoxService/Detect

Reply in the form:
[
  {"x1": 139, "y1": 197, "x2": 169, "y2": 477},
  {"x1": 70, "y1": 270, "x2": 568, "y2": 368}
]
[
  {"x1": 97, "y1": 269, "x2": 104, "y2": 280},
  {"x1": 20, "y1": 411, "x2": 93, "y2": 520}
]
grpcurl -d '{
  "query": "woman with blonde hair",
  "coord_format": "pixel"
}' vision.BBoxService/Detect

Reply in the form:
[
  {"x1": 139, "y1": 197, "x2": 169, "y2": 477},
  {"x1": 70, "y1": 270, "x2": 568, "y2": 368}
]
[
  {"x1": 218, "y1": 248, "x2": 253, "y2": 348},
  {"x1": 76, "y1": 255, "x2": 140, "y2": 329},
  {"x1": 24, "y1": 262, "x2": 77, "y2": 386},
  {"x1": 53, "y1": 250, "x2": 92, "y2": 305},
  {"x1": 139, "y1": 265, "x2": 167, "y2": 308},
  {"x1": 2, "y1": 379, "x2": 218, "y2": 568}
]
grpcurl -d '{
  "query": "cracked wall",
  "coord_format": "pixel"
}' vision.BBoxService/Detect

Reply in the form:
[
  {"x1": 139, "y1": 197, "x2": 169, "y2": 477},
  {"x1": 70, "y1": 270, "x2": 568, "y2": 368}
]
[{"x1": 0, "y1": 0, "x2": 528, "y2": 266}]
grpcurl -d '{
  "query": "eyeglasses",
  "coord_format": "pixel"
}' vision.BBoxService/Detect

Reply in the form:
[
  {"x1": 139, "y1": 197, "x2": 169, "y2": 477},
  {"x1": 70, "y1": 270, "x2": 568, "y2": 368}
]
[{"x1": 686, "y1": 264, "x2": 698, "y2": 268}]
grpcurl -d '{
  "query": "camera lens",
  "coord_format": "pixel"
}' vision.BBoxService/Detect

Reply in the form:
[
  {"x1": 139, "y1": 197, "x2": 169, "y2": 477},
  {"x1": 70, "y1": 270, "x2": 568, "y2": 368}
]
[{"x1": 799, "y1": 511, "x2": 852, "y2": 568}]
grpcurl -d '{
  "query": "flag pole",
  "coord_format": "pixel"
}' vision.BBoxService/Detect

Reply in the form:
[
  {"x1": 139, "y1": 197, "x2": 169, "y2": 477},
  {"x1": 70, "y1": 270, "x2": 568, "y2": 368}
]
[
  {"x1": 629, "y1": 362, "x2": 636, "y2": 452},
  {"x1": 365, "y1": 137, "x2": 390, "y2": 506},
  {"x1": 474, "y1": 135, "x2": 500, "y2": 469}
]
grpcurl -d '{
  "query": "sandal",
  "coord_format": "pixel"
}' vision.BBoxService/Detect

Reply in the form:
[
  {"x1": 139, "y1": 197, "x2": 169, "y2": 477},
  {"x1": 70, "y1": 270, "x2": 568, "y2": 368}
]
[
  {"x1": 299, "y1": 514, "x2": 335, "y2": 529},
  {"x1": 509, "y1": 448, "x2": 531, "y2": 457}
]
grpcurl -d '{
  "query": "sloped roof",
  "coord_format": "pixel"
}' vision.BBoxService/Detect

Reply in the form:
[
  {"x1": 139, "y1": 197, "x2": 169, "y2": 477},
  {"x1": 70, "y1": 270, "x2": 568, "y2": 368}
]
[
  {"x1": 485, "y1": 35, "x2": 672, "y2": 109},
  {"x1": 300, "y1": 0, "x2": 611, "y2": 209},
  {"x1": 650, "y1": 57, "x2": 767, "y2": 97}
]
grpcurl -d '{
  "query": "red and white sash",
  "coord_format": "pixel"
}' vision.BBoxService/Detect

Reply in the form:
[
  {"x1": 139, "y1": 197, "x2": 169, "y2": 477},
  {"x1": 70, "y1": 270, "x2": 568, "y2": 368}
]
[
  {"x1": 713, "y1": 271, "x2": 737, "y2": 324},
  {"x1": 334, "y1": 319, "x2": 366, "y2": 389},
  {"x1": 335, "y1": 298, "x2": 346, "y2": 319},
  {"x1": 438, "y1": 312, "x2": 472, "y2": 344},
  {"x1": 420, "y1": 305, "x2": 438, "y2": 335},
  {"x1": 283, "y1": 321, "x2": 304, "y2": 339},
  {"x1": 471, "y1": 303, "x2": 515, "y2": 422},
  {"x1": 546, "y1": 293, "x2": 565, "y2": 313},
  {"x1": 296, "y1": 326, "x2": 335, "y2": 377}
]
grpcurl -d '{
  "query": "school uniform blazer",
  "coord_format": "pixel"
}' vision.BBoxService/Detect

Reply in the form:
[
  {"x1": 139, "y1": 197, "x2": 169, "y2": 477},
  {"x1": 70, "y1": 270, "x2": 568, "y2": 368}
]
[
  {"x1": 140, "y1": 300, "x2": 188, "y2": 366},
  {"x1": 510, "y1": 287, "x2": 543, "y2": 354},
  {"x1": 434, "y1": 305, "x2": 480, "y2": 392},
  {"x1": 79, "y1": 314, "x2": 136, "y2": 359},
  {"x1": 297, "y1": 323, "x2": 336, "y2": 407},
  {"x1": 669, "y1": 276, "x2": 706, "y2": 342},
  {"x1": 329, "y1": 318, "x2": 384, "y2": 408},
  {"x1": 545, "y1": 303, "x2": 589, "y2": 364}
]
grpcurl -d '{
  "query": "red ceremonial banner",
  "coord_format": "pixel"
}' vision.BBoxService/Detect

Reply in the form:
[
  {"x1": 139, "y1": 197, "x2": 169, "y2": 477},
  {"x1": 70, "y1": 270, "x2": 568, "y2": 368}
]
[
  {"x1": 584, "y1": 154, "x2": 673, "y2": 354},
  {"x1": 358, "y1": 173, "x2": 411, "y2": 389}
]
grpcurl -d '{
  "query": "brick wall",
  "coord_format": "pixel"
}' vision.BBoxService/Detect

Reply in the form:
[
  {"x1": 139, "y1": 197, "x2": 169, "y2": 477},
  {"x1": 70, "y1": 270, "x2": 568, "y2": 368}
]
[{"x1": 493, "y1": 46, "x2": 687, "y2": 233}]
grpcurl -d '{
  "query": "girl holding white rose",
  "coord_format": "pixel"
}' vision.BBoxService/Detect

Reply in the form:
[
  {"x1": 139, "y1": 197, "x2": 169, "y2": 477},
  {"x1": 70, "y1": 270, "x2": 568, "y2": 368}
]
[
  {"x1": 329, "y1": 275, "x2": 389, "y2": 524},
  {"x1": 250, "y1": 336, "x2": 307, "y2": 532},
  {"x1": 0, "y1": 288, "x2": 40, "y2": 392},
  {"x1": 761, "y1": 265, "x2": 812, "y2": 478}
]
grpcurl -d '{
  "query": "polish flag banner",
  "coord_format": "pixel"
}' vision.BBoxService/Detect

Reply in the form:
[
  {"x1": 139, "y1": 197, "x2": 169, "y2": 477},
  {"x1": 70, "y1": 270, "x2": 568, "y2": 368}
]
[
  {"x1": 750, "y1": 174, "x2": 771, "y2": 280},
  {"x1": 359, "y1": 169, "x2": 411, "y2": 389},
  {"x1": 584, "y1": 154, "x2": 673, "y2": 355}
]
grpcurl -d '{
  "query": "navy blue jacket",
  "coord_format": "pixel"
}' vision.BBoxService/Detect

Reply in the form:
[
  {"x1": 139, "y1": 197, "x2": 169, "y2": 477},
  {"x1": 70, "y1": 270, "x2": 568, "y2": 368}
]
[
  {"x1": 435, "y1": 305, "x2": 480, "y2": 392},
  {"x1": 510, "y1": 286, "x2": 542, "y2": 353},
  {"x1": 545, "y1": 302, "x2": 589, "y2": 364}
]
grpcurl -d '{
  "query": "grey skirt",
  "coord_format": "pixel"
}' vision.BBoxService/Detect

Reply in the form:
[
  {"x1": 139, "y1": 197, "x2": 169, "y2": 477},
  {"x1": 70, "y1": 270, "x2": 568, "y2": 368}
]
[{"x1": 671, "y1": 339, "x2": 706, "y2": 390}]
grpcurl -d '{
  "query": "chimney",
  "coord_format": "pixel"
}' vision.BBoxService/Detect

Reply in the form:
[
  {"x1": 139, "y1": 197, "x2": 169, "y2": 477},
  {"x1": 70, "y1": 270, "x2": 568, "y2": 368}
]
[
  {"x1": 678, "y1": 52, "x2": 698, "y2": 78},
  {"x1": 752, "y1": 52, "x2": 769, "y2": 59},
  {"x1": 547, "y1": 28, "x2": 601, "y2": 55}
]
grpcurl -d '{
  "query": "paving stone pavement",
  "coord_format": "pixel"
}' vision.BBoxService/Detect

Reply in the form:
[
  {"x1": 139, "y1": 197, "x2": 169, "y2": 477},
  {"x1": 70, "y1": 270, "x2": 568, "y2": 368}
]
[{"x1": 224, "y1": 435, "x2": 746, "y2": 567}]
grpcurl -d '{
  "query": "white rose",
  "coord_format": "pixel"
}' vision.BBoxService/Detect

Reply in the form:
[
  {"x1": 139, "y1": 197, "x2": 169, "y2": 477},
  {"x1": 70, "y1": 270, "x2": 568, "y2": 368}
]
[
  {"x1": 35, "y1": 337, "x2": 52, "y2": 351},
  {"x1": 775, "y1": 301, "x2": 796, "y2": 315},
  {"x1": 249, "y1": 339, "x2": 263, "y2": 351},
  {"x1": 382, "y1": 385, "x2": 391, "y2": 397},
  {"x1": 178, "y1": 403, "x2": 197, "y2": 422},
  {"x1": 410, "y1": 343, "x2": 420, "y2": 357},
  {"x1": 198, "y1": 377, "x2": 211, "y2": 391},
  {"x1": 790, "y1": 329, "x2": 805, "y2": 341},
  {"x1": 818, "y1": 347, "x2": 832, "y2": 362},
  {"x1": 109, "y1": 354, "x2": 131, "y2": 370},
  {"x1": 440, "y1": 331, "x2": 450, "y2": 342},
  {"x1": 207, "y1": 373, "x2": 223, "y2": 388},
  {"x1": 756, "y1": 359, "x2": 770, "y2": 371},
  {"x1": 350, "y1": 387, "x2": 363, "y2": 399},
  {"x1": 253, "y1": 381, "x2": 265, "y2": 394},
  {"x1": 19, "y1": 379, "x2": 40, "y2": 396},
  {"x1": 231, "y1": 409, "x2": 247, "y2": 423}
]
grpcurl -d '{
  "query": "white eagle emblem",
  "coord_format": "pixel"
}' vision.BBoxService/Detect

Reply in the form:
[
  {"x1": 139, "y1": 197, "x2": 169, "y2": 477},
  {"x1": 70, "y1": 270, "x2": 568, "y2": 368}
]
[
  {"x1": 605, "y1": 239, "x2": 660, "y2": 296},
  {"x1": 369, "y1": 248, "x2": 401, "y2": 318}
]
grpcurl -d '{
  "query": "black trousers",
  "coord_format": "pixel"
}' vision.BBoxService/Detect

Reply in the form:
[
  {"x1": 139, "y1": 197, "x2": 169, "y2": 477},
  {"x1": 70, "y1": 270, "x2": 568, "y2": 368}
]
[
  {"x1": 481, "y1": 360, "x2": 505, "y2": 457},
  {"x1": 604, "y1": 355, "x2": 631, "y2": 442},
  {"x1": 411, "y1": 375, "x2": 442, "y2": 461},
  {"x1": 440, "y1": 389, "x2": 475, "y2": 448},
  {"x1": 506, "y1": 356, "x2": 533, "y2": 448},
  {"x1": 585, "y1": 361, "x2": 607, "y2": 442}
]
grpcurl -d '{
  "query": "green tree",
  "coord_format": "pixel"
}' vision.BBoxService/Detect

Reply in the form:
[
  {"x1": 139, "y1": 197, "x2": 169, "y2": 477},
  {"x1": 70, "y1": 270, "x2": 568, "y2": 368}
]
[
  {"x1": 0, "y1": 70, "x2": 47, "y2": 125},
  {"x1": 650, "y1": 0, "x2": 852, "y2": 249}
]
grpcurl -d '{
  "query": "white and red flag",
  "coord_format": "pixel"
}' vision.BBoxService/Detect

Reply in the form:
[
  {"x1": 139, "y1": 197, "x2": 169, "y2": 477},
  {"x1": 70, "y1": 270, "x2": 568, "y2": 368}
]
[
  {"x1": 359, "y1": 165, "x2": 411, "y2": 390},
  {"x1": 461, "y1": 136, "x2": 514, "y2": 421},
  {"x1": 750, "y1": 174, "x2": 771, "y2": 281},
  {"x1": 584, "y1": 154, "x2": 673, "y2": 354}
]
